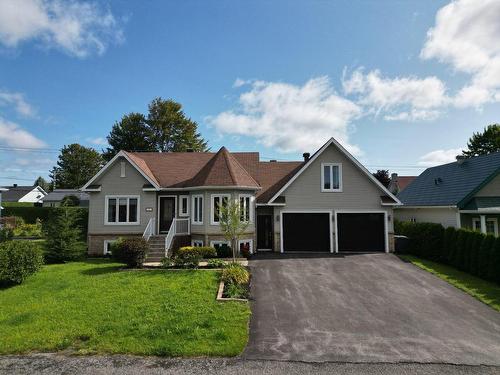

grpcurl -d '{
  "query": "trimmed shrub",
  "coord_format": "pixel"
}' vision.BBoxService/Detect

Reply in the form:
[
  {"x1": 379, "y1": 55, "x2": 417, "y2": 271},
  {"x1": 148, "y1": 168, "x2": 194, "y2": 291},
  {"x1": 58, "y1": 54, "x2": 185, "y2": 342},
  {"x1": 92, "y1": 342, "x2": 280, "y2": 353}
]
[
  {"x1": 43, "y1": 208, "x2": 86, "y2": 263},
  {"x1": 0, "y1": 241, "x2": 44, "y2": 284},
  {"x1": 488, "y1": 237, "x2": 500, "y2": 284},
  {"x1": 112, "y1": 237, "x2": 148, "y2": 268},
  {"x1": 453, "y1": 229, "x2": 468, "y2": 269},
  {"x1": 177, "y1": 246, "x2": 217, "y2": 259},
  {"x1": 478, "y1": 234, "x2": 495, "y2": 279},
  {"x1": 221, "y1": 263, "x2": 249, "y2": 286},
  {"x1": 442, "y1": 227, "x2": 457, "y2": 264},
  {"x1": 468, "y1": 231, "x2": 484, "y2": 276},
  {"x1": 394, "y1": 221, "x2": 444, "y2": 259},
  {"x1": 0, "y1": 227, "x2": 14, "y2": 242}
]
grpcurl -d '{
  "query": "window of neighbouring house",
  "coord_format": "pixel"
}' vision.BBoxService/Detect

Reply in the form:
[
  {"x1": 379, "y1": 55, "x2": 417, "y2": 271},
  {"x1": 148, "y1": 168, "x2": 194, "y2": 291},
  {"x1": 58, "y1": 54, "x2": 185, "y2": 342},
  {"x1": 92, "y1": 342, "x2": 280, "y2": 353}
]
[
  {"x1": 472, "y1": 218, "x2": 481, "y2": 231},
  {"x1": 192, "y1": 239, "x2": 204, "y2": 247},
  {"x1": 321, "y1": 163, "x2": 342, "y2": 192},
  {"x1": 179, "y1": 195, "x2": 189, "y2": 217},
  {"x1": 211, "y1": 194, "x2": 230, "y2": 225},
  {"x1": 239, "y1": 194, "x2": 253, "y2": 222},
  {"x1": 192, "y1": 195, "x2": 203, "y2": 224},
  {"x1": 487, "y1": 218, "x2": 498, "y2": 236},
  {"x1": 105, "y1": 196, "x2": 139, "y2": 224}
]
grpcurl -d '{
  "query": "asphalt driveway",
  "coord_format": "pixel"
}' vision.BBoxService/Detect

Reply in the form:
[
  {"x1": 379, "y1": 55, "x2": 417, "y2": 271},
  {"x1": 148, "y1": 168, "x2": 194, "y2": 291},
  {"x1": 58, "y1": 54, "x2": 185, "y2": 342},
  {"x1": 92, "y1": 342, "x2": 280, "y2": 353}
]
[{"x1": 243, "y1": 253, "x2": 500, "y2": 364}]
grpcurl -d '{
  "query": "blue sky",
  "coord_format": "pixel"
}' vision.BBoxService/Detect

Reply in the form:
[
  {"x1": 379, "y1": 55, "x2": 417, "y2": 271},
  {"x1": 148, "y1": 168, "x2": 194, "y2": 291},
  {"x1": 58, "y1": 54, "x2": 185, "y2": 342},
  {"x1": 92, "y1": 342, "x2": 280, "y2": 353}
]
[{"x1": 0, "y1": 0, "x2": 499, "y2": 186}]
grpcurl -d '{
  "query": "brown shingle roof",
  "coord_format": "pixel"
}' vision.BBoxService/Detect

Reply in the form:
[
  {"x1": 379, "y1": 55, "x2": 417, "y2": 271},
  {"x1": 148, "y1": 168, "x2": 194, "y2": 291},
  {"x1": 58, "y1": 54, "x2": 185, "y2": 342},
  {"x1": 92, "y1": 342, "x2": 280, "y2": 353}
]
[
  {"x1": 187, "y1": 147, "x2": 260, "y2": 188},
  {"x1": 397, "y1": 176, "x2": 417, "y2": 191},
  {"x1": 124, "y1": 148, "x2": 303, "y2": 202}
]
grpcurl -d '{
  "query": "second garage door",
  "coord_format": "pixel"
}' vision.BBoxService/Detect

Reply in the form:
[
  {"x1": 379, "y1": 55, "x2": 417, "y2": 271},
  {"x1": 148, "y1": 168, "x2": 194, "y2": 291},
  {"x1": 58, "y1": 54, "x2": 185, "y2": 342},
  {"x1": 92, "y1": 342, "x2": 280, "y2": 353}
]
[
  {"x1": 337, "y1": 213, "x2": 385, "y2": 252},
  {"x1": 282, "y1": 213, "x2": 331, "y2": 252}
]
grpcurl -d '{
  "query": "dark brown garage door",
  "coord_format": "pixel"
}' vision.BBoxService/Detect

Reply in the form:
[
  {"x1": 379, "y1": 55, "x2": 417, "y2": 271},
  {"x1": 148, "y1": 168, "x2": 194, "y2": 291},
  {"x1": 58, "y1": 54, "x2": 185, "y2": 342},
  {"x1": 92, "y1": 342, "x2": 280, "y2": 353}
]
[
  {"x1": 337, "y1": 213, "x2": 385, "y2": 252},
  {"x1": 282, "y1": 213, "x2": 330, "y2": 252}
]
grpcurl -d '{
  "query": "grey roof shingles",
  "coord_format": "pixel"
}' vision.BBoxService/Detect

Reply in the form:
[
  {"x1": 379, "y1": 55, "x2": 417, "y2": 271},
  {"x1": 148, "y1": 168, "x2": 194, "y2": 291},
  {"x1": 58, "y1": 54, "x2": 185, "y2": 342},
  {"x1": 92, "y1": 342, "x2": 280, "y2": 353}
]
[
  {"x1": 398, "y1": 152, "x2": 500, "y2": 207},
  {"x1": 0, "y1": 186, "x2": 42, "y2": 202},
  {"x1": 42, "y1": 189, "x2": 89, "y2": 202}
]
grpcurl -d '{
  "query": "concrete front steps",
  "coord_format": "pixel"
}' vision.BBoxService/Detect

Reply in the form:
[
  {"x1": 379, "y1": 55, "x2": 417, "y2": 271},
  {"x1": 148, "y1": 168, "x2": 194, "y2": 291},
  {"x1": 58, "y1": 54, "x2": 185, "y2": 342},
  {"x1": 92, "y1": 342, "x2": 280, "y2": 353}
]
[{"x1": 146, "y1": 235, "x2": 167, "y2": 262}]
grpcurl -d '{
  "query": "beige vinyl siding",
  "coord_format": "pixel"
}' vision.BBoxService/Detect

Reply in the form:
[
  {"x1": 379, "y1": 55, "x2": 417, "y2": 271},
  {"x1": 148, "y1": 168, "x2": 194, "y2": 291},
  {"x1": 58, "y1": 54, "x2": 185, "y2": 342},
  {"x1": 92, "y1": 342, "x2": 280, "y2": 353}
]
[
  {"x1": 275, "y1": 143, "x2": 394, "y2": 234},
  {"x1": 88, "y1": 157, "x2": 156, "y2": 234},
  {"x1": 394, "y1": 207, "x2": 459, "y2": 229},
  {"x1": 475, "y1": 173, "x2": 500, "y2": 197}
]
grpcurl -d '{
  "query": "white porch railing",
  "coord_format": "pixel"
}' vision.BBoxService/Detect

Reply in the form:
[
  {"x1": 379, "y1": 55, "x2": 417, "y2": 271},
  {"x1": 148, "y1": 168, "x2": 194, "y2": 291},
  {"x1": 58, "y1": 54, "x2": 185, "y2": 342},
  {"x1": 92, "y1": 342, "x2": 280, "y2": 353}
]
[
  {"x1": 164, "y1": 218, "x2": 190, "y2": 257},
  {"x1": 142, "y1": 218, "x2": 155, "y2": 242}
]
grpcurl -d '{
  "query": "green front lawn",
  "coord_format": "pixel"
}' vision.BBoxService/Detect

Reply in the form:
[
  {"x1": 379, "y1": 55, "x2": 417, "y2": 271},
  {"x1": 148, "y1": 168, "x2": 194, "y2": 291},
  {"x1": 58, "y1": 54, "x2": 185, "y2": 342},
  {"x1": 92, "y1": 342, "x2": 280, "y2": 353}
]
[
  {"x1": 399, "y1": 255, "x2": 500, "y2": 312},
  {"x1": 0, "y1": 260, "x2": 250, "y2": 356}
]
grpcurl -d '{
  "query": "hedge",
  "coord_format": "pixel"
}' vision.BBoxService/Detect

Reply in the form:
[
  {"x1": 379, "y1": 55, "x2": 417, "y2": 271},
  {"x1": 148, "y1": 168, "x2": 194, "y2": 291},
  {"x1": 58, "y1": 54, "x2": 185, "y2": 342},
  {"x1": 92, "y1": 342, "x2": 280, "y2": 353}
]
[
  {"x1": 2, "y1": 207, "x2": 88, "y2": 236},
  {"x1": 395, "y1": 220, "x2": 500, "y2": 283}
]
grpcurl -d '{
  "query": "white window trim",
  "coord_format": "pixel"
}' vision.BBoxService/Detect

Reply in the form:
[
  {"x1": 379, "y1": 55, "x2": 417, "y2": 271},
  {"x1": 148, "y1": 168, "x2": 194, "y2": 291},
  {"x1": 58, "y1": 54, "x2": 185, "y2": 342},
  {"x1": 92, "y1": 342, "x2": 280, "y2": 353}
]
[
  {"x1": 238, "y1": 239, "x2": 253, "y2": 254},
  {"x1": 321, "y1": 163, "x2": 343, "y2": 192},
  {"x1": 192, "y1": 239, "x2": 204, "y2": 247},
  {"x1": 179, "y1": 195, "x2": 189, "y2": 217},
  {"x1": 120, "y1": 161, "x2": 126, "y2": 178},
  {"x1": 191, "y1": 194, "x2": 204, "y2": 225},
  {"x1": 210, "y1": 240, "x2": 230, "y2": 247},
  {"x1": 238, "y1": 194, "x2": 254, "y2": 223},
  {"x1": 211, "y1": 194, "x2": 231, "y2": 225},
  {"x1": 104, "y1": 195, "x2": 140, "y2": 225},
  {"x1": 487, "y1": 218, "x2": 499, "y2": 236},
  {"x1": 103, "y1": 239, "x2": 116, "y2": 255}
]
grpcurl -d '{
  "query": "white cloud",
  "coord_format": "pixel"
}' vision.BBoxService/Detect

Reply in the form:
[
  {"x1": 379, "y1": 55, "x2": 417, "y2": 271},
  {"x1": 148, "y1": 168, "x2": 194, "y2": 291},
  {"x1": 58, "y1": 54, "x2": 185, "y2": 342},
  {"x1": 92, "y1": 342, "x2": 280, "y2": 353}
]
[
  {"x1": 0, "y1": 0, "x2": 123, "y2": 58},
  {"x1": 86, "y1": 137, "x2": 107, "y2": 146},
  {"x1": 0, "y1": 90, "x2": 36, "y2": 117},
  {"x1": 421, "y1": 0, "x2": 500, "y2": 108},
  {"x1": 208, "y1": 77, "x2": 362, "y2": 154},
  {"x1": 0, "y1": 117, "x2": 46, "y2": 148},
  {"x1": 418, "y1": 148, "x2": 462, "y2": 167},
  {"x1": 342, "y1": 68, "x2": 449, "y2": 121}
]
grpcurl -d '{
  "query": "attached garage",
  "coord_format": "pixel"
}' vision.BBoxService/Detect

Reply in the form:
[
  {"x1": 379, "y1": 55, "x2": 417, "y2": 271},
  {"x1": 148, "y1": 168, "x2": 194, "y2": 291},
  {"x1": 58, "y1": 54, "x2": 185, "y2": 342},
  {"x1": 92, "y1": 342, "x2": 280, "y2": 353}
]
[
  {"x1": 282, "y1": 212, "x2": 331, "y2": 252},
  {"x1": 336, "y1": 212, "x2": 386, "y2": 252}
]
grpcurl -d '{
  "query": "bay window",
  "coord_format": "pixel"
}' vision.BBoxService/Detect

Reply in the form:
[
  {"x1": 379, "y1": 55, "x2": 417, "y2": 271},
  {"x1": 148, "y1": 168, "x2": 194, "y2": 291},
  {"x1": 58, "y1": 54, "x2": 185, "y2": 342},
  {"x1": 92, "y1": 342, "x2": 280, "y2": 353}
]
[
  {"x1": 239, "y1": 194, "x2": 253, "y2": 222},
  {"x1": 211, "y1": 194, "x2": 230, "y2": 225},
  {"x1": 192, "y1": 195, "x2": 203, "y2": 224}
]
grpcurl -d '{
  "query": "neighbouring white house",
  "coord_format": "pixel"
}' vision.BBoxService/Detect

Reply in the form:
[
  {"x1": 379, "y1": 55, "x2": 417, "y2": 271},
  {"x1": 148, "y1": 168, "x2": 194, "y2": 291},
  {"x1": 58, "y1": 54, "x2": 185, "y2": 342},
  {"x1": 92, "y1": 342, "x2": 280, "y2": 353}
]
[{"x1": 0, "y1": 184, "x2": 48, "y2": 204}]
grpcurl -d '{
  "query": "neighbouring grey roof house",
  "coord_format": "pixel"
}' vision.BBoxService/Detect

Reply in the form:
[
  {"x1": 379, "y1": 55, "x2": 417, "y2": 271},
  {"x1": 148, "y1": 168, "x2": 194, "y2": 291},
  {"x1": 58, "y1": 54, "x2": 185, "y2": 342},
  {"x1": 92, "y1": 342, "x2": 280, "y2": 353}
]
[
  {"x1": 395, "y1": 152, "x2": 500, "y2": 236},
  {"x1": 42, "y1": 189, "x2": 90, "y2": 207}
]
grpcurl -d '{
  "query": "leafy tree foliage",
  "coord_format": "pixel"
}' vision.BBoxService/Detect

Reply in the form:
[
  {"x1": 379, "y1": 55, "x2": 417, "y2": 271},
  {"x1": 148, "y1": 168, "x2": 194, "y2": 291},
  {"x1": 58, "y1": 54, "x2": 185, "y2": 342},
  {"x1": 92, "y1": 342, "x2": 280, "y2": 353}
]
[
  {"x1": 462, "y1": 124, "x2": 500, "y2": 157},
  {"x1": 50, "y1": 144, "x2": 104, "y2": 189},
  {"x1": 372, "y1": 169, "x2": 391, "y2": 188},
  {"x1": 103, "y1": 113, "x2": 155, "y2": 161},
  {"x1": 43, "y1": 208, "x2": 85, "y2": 263},
  {"x1": 61, "y1": 195, "x2": 80, "y2": 207},
  {"x1": 33, "y1": 176, "x2": 51, "y2": 192},
  {"x1": 218, "y1": 200, "x2": 249, "y2": 262},
  {"x1": 103, "y1": 98, "x2": 208, "y2": 160}
]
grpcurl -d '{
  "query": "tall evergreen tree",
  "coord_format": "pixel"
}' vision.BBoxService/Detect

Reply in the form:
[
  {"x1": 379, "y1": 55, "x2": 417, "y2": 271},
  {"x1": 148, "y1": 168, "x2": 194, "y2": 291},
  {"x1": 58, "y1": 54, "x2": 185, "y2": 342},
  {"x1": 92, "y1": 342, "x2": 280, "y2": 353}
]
[
  {"x1": 50, "y1": 144, "x2": 104, "y2": 189},
  {"x1": 103, "y1": 113, "x2": 154, "y2": 161},
  {"x1": 103, "y1": 98, "x2": 208, "y2": 160},
  {"x1": 462, "y1": 124, "x2": 500, "y2": 157},
  {"x1": 147, "y1": 98, "x2": 208, "y2": 152},
  {"x1": 43, "y1": 208, "x2": 85, "y2": 263},
  {"x1": 372, "y1": 170, "x2": 391, "y2": 188}
]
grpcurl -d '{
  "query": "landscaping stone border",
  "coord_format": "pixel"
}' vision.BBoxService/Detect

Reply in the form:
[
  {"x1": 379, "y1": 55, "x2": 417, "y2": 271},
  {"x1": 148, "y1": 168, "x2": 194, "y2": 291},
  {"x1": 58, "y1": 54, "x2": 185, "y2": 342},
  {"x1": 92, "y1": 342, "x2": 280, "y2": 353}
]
[{"x1": 216, "y1": 281, "x2": 248, "y2": 302}]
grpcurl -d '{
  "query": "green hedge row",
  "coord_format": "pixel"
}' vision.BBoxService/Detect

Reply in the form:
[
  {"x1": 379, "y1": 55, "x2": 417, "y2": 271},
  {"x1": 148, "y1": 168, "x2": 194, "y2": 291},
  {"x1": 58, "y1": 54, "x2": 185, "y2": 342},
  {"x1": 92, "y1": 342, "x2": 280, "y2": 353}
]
[
  {"x1": 395, "y1": 221, "x2": 500, "y2": 283},
  {"x1": 2, "y1": 207, "x2": 88, "y2": 235}
]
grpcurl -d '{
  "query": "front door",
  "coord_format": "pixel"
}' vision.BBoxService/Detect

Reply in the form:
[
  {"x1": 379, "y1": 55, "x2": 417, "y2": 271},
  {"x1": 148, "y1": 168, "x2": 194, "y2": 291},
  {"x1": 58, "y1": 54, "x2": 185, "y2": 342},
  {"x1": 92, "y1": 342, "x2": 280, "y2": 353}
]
[
  {"x1": 159, "y1": 197, "x2": 176, "y2": 233},
  {"x1": 257, "y1": 215, "x2": 273, "y2": 250}
]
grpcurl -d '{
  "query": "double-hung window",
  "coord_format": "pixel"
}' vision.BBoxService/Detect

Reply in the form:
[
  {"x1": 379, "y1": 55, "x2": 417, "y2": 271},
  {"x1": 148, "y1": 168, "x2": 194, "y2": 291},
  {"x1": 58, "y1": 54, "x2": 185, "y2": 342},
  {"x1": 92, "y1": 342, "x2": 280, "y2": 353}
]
[
  {"x1": 239, "y1": 194, "x2": 253, "y2": 222},
  {"x1": 192, "y1": 195, "x2": 203, "y2": 224},
  {"x1": 105, "y1": 196, "x2": 139, "y2": 224},
  {"x1": 211, "y1": 194, "x2": 230, "y2": 225},
  {"x1": 321, "y1": 163, "x2": 342, "y2": 192}
]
